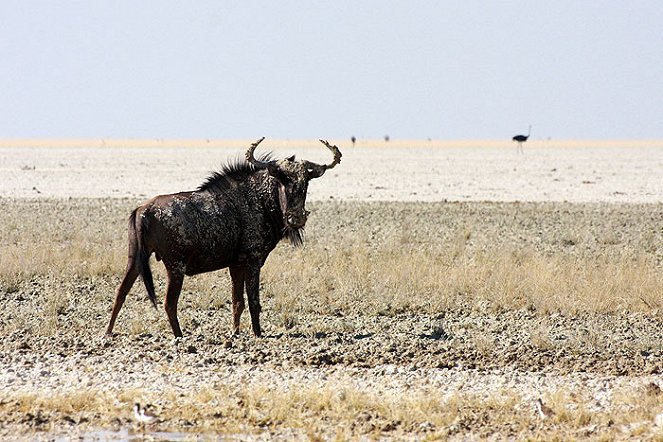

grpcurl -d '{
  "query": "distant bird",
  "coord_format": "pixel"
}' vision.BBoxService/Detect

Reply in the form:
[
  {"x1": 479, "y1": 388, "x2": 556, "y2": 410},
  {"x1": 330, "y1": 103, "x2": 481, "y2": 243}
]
[
  {"x1": 133, "y1": 402, "x2": 157, "y2": 429},
  {"x1": 535, "y1": 398, "x2": 555, "y2": 419},
  {"x1": 512, "y1": 125, "x2": 531, "y2": 153}
]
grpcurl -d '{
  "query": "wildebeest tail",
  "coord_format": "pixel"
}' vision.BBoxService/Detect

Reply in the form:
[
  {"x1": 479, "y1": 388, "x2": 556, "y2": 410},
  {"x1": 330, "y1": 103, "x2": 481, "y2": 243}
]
[{"x1": 129, "y1": 208, "x2": 158, "y2": 310}]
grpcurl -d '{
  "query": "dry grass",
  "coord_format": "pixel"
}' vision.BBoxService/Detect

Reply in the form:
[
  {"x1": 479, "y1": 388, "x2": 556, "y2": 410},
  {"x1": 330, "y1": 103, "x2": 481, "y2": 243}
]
[
  {"x1": 4, "y1": 379, "x2": 663, "y2": 440},
  {"x1": 3, "y1": 193, "x2": 663, "y2": 439},
  {"x1": 1, "y1": 198, "x2": 662, "y2": 356},
  {"x1": 2, "y1": 198, "x2": 663, "y2": 319},
  {"x1": 262, "y1": 240, "x2": 663, "y2": 320},
  {"x1": 0, "y1": 202, "x2": 125, "y2": 287}
]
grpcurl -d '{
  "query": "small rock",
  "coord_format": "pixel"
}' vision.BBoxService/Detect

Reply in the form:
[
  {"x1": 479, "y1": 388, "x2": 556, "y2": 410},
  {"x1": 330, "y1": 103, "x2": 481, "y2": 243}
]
[
  {"x1": 655, "y1": 413, "x2": 663, "y2": 427},
  {"x1": 419, "y1": 421, "x2": 435, "y2": 432}
]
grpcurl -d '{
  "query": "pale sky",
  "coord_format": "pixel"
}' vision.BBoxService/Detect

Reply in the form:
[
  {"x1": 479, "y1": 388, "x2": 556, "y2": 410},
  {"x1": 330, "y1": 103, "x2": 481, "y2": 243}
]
[{"x1": 1, "y1": 1, "x2": 661, "y2": 140}]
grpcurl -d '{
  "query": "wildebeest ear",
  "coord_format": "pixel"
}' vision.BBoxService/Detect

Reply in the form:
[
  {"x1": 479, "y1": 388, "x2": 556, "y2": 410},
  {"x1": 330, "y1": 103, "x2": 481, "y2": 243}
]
[
  {"x1": 306, "y1": 165, "x2": 327, "y2": 179},
  {"x1": 303, "y1": 140, "x2": 342, "y2": 180},
  {"x1": 286, "y1": 155, "x2": 296, "y2": 162}
]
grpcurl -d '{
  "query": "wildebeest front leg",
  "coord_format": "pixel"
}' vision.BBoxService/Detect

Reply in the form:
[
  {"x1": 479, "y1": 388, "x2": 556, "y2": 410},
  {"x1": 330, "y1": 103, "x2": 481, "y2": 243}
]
[
  {"x1": 245, "y1": 264, "x2": 262, "y2": 337},
  {"x1": 229, "y1": 265, "x2": 246, "y2": 335},
  {"x1": 164, "y1": 267, "x2": 185, "y2": 338}
]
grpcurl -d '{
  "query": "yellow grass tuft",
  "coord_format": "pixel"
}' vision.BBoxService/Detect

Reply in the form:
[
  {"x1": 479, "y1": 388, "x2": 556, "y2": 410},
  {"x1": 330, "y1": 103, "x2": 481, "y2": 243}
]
[{"x1": 262, "y1": 238, "x2": 663, "y2": 318}]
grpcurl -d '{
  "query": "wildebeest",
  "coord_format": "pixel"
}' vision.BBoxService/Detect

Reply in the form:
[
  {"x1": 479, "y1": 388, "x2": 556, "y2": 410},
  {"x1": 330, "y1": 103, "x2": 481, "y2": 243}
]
[{"x1": 105, "y1": 137, "x2": 342, "y2": 337}]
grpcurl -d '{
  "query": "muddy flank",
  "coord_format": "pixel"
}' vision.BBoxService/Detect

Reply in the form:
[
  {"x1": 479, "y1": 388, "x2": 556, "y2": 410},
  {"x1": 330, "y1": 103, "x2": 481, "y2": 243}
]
[{"x1": 1, "y1": 198, "x2": 663, "y2": 440}]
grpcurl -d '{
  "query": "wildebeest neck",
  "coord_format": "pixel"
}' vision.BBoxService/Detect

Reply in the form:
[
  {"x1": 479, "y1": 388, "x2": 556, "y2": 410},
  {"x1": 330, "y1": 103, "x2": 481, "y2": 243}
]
[{"x1": 262, "y1": 174, "x2": 305, "y2": 248}]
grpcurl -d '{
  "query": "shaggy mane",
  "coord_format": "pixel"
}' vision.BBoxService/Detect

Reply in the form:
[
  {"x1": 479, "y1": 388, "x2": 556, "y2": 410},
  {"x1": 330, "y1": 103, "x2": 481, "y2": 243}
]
[{"x1": 198, "y1": 152, "x2": 276, "y2": 192}]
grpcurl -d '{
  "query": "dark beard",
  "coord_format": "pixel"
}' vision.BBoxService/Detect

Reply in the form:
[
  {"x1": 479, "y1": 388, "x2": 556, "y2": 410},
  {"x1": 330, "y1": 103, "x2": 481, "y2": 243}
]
[{"x1": 284, "y1": 226, "x2": 304, "y2": 248}]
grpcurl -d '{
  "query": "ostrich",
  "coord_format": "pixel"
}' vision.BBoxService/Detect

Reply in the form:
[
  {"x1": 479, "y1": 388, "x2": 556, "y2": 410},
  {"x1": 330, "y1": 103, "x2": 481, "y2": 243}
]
[
  {"x1": 512, "y1": 125, "x2": 531, "y2": 153},
  {"x1": 511, "y1": 124, "x2": 532, "y2": 152}
]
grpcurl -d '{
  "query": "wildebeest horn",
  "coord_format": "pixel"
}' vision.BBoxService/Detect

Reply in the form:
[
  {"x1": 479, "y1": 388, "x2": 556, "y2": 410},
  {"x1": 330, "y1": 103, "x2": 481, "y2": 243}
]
[
  {"x1": 304, "y1": 140, "x2": 342, "y2": 178},
  {"x1": 318, "y1": 139, "x2": 342, "y2": 169},
  {"x1": 245, "y1": 137, "x2": 280, "y2": 174}
]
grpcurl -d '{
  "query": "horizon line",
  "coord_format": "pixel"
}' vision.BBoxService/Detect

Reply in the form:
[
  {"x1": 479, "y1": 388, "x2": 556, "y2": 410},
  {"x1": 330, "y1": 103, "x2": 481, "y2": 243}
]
[{"x1": 1, "y1": 138, "x2": 662, "y2": 149}]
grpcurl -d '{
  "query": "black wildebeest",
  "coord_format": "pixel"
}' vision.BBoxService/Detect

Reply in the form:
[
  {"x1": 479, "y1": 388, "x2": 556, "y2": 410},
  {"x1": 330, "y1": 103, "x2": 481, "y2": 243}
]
[{"x1": 105, "y1": 137, "x2": 342, "y2": 338}]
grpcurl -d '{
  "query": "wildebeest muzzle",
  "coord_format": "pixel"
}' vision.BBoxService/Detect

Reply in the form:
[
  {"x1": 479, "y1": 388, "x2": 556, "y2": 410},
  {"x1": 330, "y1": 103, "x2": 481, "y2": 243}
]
[{"x1": 286, "y1": 208, "x2": 310, "y2": 229}]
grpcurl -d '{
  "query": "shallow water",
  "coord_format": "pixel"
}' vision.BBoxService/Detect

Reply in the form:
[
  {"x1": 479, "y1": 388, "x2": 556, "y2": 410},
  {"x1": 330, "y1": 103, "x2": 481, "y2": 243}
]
[{"x1": 50, "y1": 428, "x2": 216, "y2": 441}]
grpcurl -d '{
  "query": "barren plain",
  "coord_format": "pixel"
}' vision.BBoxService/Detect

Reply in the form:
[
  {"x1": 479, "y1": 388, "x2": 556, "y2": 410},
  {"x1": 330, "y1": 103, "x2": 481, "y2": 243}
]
[{"x1": 1, "y1": 139, "x2": 663, "y2": 441}]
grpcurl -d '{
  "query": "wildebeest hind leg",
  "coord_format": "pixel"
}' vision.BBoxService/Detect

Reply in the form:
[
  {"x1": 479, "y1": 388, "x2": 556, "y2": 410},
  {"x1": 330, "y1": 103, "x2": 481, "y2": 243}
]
[
  {"x1": 106, "y1": 261, "x2": 140, "y2": 335},
  {"x1": 229, "y1": 265, "x2": 246, "y2": 335},
  {"x1": 164, "y1": 268, "x2": 185, "y2": 337}
]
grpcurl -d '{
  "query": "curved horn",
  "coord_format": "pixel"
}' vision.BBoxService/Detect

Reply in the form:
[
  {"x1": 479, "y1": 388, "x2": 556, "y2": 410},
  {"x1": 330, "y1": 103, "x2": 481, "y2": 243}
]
[
  {"x1": 245, "y1": 136, "x2": 269, "y2": 168},
  {"x1": 304, "y1": 140, "x2": 342, "y2": 178},
  {"x1": 318, "y1": 139, "x2": 342, "y2": 169}
]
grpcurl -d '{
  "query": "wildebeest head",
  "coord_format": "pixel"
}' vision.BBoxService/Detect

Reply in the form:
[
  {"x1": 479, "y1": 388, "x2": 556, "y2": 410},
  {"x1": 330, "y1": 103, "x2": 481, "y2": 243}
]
[{"x1": 246, "y1": 137, "x2": 342, "y2": 230}]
